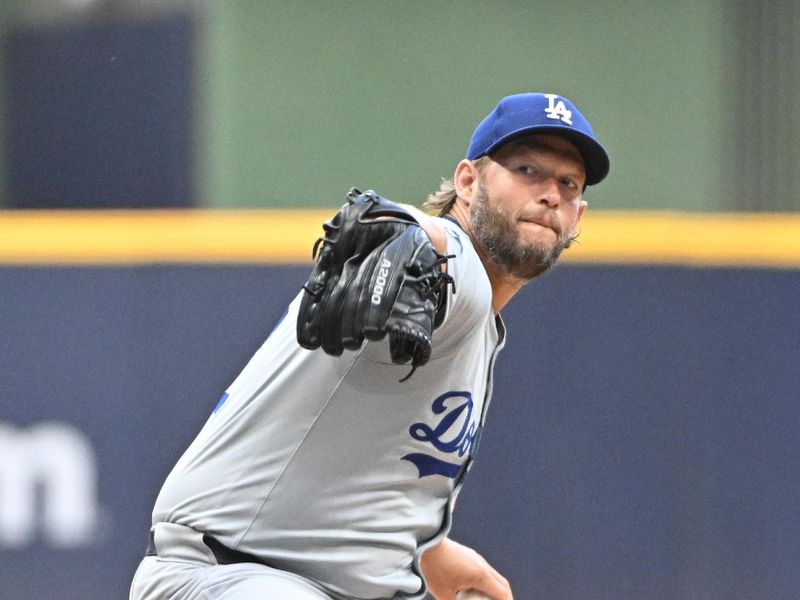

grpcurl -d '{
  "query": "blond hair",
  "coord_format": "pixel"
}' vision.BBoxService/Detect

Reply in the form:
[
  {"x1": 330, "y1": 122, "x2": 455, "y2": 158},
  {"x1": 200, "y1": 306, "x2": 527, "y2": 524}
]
[{"x1": 422, "y1": 156, "x2": 492, "y2": 216}]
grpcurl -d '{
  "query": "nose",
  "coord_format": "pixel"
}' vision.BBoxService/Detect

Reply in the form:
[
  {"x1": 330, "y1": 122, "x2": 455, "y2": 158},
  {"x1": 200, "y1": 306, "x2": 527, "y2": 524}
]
[{"x1": 537, "y1": 176, "x2": 562, "y2": 208}]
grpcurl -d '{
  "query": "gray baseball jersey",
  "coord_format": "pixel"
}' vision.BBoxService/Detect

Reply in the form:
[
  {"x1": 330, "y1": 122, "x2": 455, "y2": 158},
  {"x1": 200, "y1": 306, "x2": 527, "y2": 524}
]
[{"x1": 151, "y1": 218, "x2": 506, "y2": 599}]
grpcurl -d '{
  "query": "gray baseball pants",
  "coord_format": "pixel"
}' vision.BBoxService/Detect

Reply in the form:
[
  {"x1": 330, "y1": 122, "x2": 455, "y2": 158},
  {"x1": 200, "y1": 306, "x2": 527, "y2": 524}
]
[{"x1": 129, "y1": 522, "x2": 334, "y2": 600}]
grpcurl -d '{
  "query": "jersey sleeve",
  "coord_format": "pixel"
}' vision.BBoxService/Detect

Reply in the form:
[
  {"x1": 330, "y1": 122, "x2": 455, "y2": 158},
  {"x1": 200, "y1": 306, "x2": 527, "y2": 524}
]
[
  {"x1": 430, "y1": 218, "x2": 494, "y2": 355},
  {"x1": 355, "y1": 217, "x2": 493, "y2": 366}
]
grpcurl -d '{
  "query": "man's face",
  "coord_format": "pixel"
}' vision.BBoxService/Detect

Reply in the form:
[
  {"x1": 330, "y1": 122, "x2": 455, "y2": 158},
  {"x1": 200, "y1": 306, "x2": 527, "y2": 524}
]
[{"x1": 469, "y1": 134, "x2": 588, "y2": 280}]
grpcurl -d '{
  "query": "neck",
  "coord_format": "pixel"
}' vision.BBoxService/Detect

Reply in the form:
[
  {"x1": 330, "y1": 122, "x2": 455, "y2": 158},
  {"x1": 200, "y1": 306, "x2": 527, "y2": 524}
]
[
  {"x1": 483, "y1": 261, "x2": 528, "y2": 313},
  {"x1": 446, "y1": 206, "x2": 529, "y2": 314}
]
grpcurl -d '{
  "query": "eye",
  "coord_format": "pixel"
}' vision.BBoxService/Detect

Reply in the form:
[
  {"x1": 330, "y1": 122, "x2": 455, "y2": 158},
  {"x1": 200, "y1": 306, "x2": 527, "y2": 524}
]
[
  {"x1": 518, "y1": 165, "x2": 539, "y2": 177},
  {"x1": 559, "y1": 177, "x2": 578, "y2": 190}
]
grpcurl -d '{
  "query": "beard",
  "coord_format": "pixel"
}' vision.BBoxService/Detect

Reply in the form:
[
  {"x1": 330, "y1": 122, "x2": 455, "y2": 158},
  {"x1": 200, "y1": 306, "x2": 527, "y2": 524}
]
[{"x1": 470, "y1": 183, "x2": 573, "y2": 280}]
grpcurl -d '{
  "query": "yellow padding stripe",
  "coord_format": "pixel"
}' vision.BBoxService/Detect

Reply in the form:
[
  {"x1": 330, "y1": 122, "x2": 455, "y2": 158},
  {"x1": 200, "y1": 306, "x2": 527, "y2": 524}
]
[
  {"x1": 1, "y1": 210, "x2": 799, "y2": 267},
  {"x1": 0, "y1": 210, "x2": 331, "y2": 265},
  {"x1": 568, "y1": 211, "x2": 800, "y2": 268}
]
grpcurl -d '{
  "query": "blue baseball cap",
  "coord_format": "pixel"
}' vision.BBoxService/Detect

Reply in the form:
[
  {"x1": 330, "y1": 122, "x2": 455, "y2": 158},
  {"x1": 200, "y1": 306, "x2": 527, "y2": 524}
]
[{"x1": 467, "y1": 93, "x2": 610, "y2": 186}]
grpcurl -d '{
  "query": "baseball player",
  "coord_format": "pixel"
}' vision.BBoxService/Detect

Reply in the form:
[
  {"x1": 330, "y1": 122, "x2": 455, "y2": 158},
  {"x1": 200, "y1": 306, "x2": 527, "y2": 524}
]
[{"x1": 129, "y1": 92, "x2": 609, "y2": 600}]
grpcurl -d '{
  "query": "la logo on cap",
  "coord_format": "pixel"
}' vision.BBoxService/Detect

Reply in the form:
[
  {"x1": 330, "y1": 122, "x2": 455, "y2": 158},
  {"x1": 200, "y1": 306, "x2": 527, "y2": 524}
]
[
  {"x1": 465, "y1": 92, "x2": 609, "y2": 185},
  {"x1": 544, "y1": 94, "x2": 573, "y2": 126}
]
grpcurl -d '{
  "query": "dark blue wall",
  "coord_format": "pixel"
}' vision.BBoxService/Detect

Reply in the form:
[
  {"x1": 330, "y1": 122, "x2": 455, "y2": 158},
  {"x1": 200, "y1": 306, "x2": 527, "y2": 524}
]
[
  {"x1": 3, "y1": 14, "x2": 195, "y2": 208},
  {"x1": 1, "y1": 264, "x2": 798, "y2": 599}
]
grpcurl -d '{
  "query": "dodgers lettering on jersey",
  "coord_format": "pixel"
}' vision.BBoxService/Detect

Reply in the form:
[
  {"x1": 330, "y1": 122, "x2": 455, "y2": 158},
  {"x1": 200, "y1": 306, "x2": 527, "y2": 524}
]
[
  {"x1": 403, "y1": 391, "x2": 478, "y2": 479},
  {"x1": 151, "y1": 218, "x2": 505, "y2": 600}
]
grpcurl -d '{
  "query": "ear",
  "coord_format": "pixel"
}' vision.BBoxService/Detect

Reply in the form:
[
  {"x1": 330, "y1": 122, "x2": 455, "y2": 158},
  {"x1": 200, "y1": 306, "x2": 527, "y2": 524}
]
[
  {"x1": 453, "y1": 159, "x2": 480, "y2": 208},
  {"x1": 565, "y1": 200, "x2": 589, "y2": 248},
  {"x1": 577, "y1": 199, "x2": 588, "y2": 223},
  {"x1": 570, "y1": 200, "x2": 588, "y2": 237}
]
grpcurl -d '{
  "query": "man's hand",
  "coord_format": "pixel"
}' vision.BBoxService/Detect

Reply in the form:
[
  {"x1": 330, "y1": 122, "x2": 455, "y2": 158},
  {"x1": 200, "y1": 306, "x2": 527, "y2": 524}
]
[
  {"x1": 420, "y1": 538, "x2": 513, "y2": 600},
  {"x1": 296, "y1": 189, "x2": 452, "y2": 379}
]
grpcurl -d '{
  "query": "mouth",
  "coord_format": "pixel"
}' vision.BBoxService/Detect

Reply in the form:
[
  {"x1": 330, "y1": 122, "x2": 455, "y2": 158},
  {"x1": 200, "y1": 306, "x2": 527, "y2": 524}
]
[{"x1": 520, "y1": 217, "x2": 559, "y2": 235}]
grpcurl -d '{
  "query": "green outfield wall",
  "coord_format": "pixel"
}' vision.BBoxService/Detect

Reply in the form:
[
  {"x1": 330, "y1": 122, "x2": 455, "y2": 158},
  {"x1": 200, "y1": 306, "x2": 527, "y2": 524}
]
[
  {"x1": 2, "y1": 2, "x2": 798, "y2": 211},
  {"x1": 201, "y1": 1, "x2": 725, "y2": 211}
]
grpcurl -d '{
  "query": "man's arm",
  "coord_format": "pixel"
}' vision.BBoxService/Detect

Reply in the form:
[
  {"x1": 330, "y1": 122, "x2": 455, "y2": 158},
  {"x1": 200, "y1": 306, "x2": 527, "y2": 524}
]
[
  {"x1": 398, "y1": 203, "x2": 448, "y2": 257},
  {"x1": 420, "y1": 537, "x2": 513, "y2": 600},
  {"x1": 297, "y1": 191, "x2": 451, "y2": 373}
]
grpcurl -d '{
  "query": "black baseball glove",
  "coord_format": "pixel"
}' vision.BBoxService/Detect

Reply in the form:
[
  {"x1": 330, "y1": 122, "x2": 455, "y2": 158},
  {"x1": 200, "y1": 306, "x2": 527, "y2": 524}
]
[{"x1": 296, "y1": 188, "x2": 453, "y2": 380}]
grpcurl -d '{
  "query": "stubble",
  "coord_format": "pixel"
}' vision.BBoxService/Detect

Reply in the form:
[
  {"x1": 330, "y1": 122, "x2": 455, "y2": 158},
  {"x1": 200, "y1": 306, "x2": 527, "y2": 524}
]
[{"x1": 470, "y1": 183, "x2": 573, "y2": 280}]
